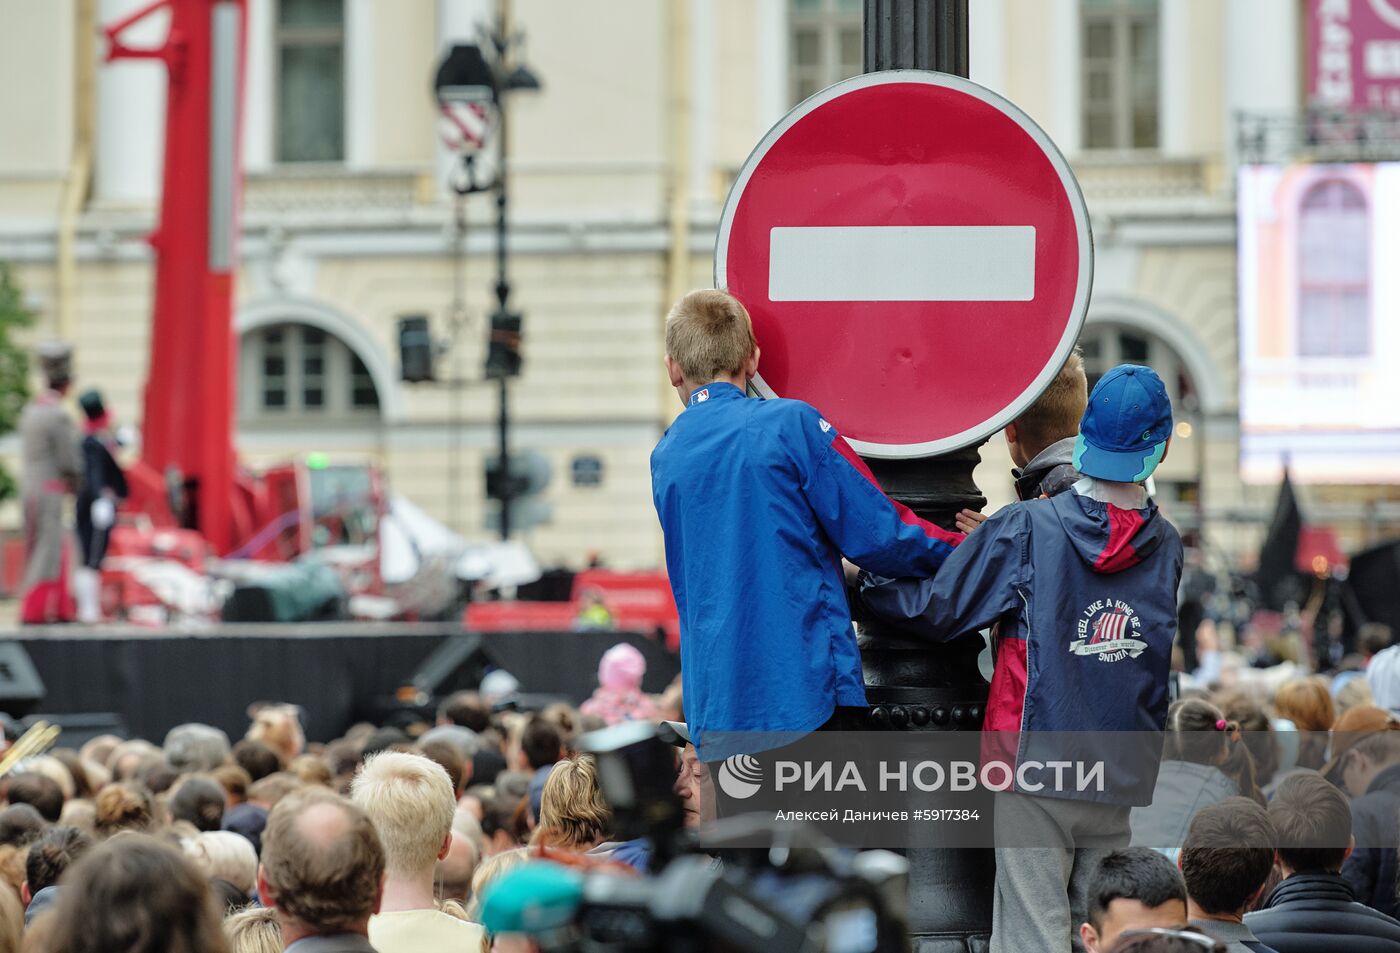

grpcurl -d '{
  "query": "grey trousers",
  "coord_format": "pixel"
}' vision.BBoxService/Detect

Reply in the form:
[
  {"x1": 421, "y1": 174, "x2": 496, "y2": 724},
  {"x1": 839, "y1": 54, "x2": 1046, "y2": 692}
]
[{"x1": 991, "y1": 792, "x2": 1132, "y2": 953}]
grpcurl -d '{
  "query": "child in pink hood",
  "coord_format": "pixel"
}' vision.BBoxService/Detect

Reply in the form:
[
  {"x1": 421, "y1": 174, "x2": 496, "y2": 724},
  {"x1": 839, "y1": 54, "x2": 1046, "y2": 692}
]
[{"x1": 580, "y1": 643, "x2": 660, "y2": 726}]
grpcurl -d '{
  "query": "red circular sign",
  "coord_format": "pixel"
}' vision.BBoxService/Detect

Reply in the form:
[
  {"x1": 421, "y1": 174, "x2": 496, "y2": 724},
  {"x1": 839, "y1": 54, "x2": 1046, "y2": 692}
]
[{"x1": 716, "y1": 71, "x2": 1092, "y2": 458}]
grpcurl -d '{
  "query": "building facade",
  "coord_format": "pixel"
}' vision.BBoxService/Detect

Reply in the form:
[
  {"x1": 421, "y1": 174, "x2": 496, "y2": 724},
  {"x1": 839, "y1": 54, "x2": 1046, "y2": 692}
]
[{"x1": 0, "y1": 0, "x2": 1387, "y2": 570}]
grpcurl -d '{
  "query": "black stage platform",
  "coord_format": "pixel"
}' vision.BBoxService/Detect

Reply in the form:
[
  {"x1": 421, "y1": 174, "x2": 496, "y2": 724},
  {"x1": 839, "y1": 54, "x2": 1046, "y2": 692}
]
[{"x1": 9, "y1": 625, "x2": 680, "y2": 743}]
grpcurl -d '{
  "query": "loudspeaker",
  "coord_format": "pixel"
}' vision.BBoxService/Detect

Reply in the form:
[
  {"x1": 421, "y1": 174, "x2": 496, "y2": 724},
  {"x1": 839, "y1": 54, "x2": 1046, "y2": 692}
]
[
  {"x1": 0, "y1": 643, "x2": 45, "y2": 718},
  {"x1": 21, "y1": 712, "x2": 127, "y2": 749}
]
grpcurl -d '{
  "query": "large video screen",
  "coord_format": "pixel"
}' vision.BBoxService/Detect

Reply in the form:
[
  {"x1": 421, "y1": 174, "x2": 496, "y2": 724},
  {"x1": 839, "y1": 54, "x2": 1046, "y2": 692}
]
[{"x1": 1238, "y1": 163, "x2": 1400, "y2": 483}]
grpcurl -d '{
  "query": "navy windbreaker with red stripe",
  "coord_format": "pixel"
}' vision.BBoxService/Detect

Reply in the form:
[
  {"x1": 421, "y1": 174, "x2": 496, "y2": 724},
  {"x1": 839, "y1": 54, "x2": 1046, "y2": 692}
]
[
  {"x1": 650, "y1": 381, "x2": 963, "y2": 761},
  {"x1": 857, "y1": 488, "x2": 1183, "y2": 805}
]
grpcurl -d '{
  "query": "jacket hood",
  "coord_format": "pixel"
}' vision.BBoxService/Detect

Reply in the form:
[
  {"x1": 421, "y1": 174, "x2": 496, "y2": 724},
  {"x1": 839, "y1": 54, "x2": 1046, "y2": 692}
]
[
  {"x1": 1049, "y1": 487, "x2": 1169, "y2": 575},
  {"x1": 1018, "y1": 436, "x2": 1077, "y2": 475}
]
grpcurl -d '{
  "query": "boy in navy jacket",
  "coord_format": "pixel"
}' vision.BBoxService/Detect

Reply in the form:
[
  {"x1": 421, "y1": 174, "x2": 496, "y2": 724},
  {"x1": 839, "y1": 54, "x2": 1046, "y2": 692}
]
[
  {"x1": 650, "y1": 289, "x2": 972, "y2": 765},
  {"x1": 856, "y1": 364, "x2": 1184, "y2": 953}
]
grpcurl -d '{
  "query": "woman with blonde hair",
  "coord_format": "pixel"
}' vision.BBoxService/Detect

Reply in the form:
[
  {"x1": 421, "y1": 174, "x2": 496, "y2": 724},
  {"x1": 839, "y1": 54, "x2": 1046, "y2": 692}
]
[
  {"x1": 530, "y1": 756, "x2": 611, "y2": 852},
  {"x1": 1274, "y1": 675, "x2": 1336, "y2": 770}
]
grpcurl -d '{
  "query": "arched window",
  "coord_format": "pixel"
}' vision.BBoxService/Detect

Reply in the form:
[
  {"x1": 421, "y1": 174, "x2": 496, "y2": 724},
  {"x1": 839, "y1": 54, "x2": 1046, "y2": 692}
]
[
  {"x1": 239, "y1": 323, "x2": 379, "y2": 421},
  {"x1": 1297, "y1": 178, "x2": 1370, "y2": 358},
  {"x1": 1079, "y1": 324, "x2": 1195, "y2": 408}
]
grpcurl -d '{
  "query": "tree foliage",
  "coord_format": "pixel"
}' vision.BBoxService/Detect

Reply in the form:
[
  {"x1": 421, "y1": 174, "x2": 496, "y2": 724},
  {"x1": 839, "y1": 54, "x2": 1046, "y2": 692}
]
[{"x1": 0, "y1": 264, "x2": 35, "y2": 501}]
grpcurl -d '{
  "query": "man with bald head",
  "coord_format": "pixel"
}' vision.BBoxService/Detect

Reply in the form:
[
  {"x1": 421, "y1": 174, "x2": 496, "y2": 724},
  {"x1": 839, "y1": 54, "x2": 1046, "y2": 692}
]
[{"x1": 258, "y1": 789, "x2": 386, "y2": 952}]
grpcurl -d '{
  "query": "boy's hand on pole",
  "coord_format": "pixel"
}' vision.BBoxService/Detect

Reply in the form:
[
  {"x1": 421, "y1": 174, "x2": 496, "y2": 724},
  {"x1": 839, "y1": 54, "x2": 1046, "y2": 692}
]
[{"x1": 954, "y1": 509, "x2": 987, "y2": 534}]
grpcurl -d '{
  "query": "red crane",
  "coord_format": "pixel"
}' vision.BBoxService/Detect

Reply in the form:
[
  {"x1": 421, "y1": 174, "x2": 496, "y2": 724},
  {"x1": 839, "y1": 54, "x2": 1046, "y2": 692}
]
[{"x1": 104, "y1": 0, "x2": 248, "y2": 555}]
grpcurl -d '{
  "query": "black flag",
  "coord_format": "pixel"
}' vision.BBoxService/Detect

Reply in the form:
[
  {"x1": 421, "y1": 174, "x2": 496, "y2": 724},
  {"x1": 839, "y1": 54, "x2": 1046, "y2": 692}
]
[{"x1": 1254, "y1": 469, "x2": 1305, "y2": 611}]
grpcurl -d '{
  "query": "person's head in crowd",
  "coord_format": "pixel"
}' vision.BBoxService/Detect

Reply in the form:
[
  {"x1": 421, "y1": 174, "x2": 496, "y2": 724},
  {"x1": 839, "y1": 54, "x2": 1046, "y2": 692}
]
[
  {"x1": 246, "y1": 704, "x2": 305, "y2": 766},
  {"x1": 79, "y1": 735, "x2": 122, "y2": 773},
  {"x1": 663, "y1": 288, "x2": 759, "y2": 403},
  {"x1": 1360, "y1": 623, "x2": 1394, "y2": 661},
  {"x1": 466, "y1": 847, "x2": 530, "y2": 922},
  {"x1": 1275, "y1": 676, "x2": 1336, "y2": 769},
  {"x1": 420, "y1": 722, "x2": 481, "y2": 759},
  {"x1": 39, "y1": 834, "x2": 228, "y2": 953},
  {"x1": 24, "y1": 757, "x2": 76, "y2": 802},
  {"x1": 106, "y1": 739, "x2": 162, "y2": 783},
  {"x1": 48, "y1": 750, "x2": 93, "y2": 800},
  {"x1": 541, "y1": 703, "x2": 578, "y2": 745},
  {"x1": 1335, "y1": 674, "x2": 1375, "y2": 714},
  {"x1": 247, "y1": 772, "x2": 302, "y2": 810},
  {"x1": 480, "y1": 790, "x2": 524, "y2": 857},
  {"x1": 1073, "y1": 364, "x2": 1173, "y2": 486},
  {"x1": 435, "y1": 830, "x2": 478, "y2": 905},
  {"x1": 6, "y1": 773, "x2": 63, "y2": 824},
  {"x1": 258, "y1": 789, "x2": 384, "y2": 945},
  {"x1": 1179, "y1": 797, "x2": 1276, "y2": 923},
  {"x1": 325, "y1": 739, "x2": 362, "y2": 788},
  {"x1": 1081, "y1": 848, "x2": 1189, "y2": 953},
  {"x1": 183, "y1": 830, "x2": 258, "y2": 897},
  {"x1": 520, "y1": 717, "x2": 563, "y2": 773},
  {"x1": 57, "y1": 799, "x2": 95, "y2": 836},
  {"x1": 288, "y1": 754, "x2": 333, "y2": 788},
  {"x1": 480, "y1": 669, "x2": 520, "y2": 705},
  {"x1": 141, "y1": 760, "x2": 179, "y2": 797},
  {"x1": 532, "y1": 756, "x2": 611, "y2": 852},
  {"x1": 22, "y1": 825, "x2": 91, "y2": 907},
  {"x1": 1164, "y1": 698, "x2": 1261, "y2": 803},
  {"x1": 221, "y1": 802, "x2": 269, "y2": 856},
  {"x1": 438, "y1": 691, "x2": 492, "y2": 734},
  {"x1": 1104, "y1": 930, "x2": 1227, "y2": 953},
  {"x1": 350, "y1": 752, "x2": 455, "y2": 903},
  {"x1": 169, "y1": 776, "x2": 228, "y2": 833},
  {"x1": 163, "y1": 722, "x2": 232, "y2": 774},
  {"x1": 232, "y1": 740, "x2": 281, "y2": 782},
  {"x1": 212, "y1": 762, "x2": 253, "y2": 807},
  {"x1": 0, "y1": 805, "x2": 45, "y2": 849},
  {"x1": 1004, "y1": 347, "x2": 1088, "y2": 471},
  {"x1": 472, "y1": 747, "x2": 507, "y2": 789},
  {"x1": 223, "y1": 905, "x2": 281, "y2": 953},
  {"x1": 417, "y1": 740, "x2": 466, "y2": 797},
  {"x1": 1214, "y1": 690, "x2": 1280, "y2": 788},
  {"x1": 1269, "y1": 772, "x2": 1354, "y2": 875},
  {"x1": 359, "y1": 726, "x2": 411, "y2": 761},
  {"x1": 1320, "y1": 704, "x2": 1400, "y2": 795},
  {"x1": 93, "y1": 782, "x2": 155, "y2": 838}
]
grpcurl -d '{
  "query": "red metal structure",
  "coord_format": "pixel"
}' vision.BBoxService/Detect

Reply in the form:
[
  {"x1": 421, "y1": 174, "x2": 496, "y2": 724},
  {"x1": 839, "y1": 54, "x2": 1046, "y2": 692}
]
[{"x1": 104, "y1": 0, "x2": 247, "y2": 554}]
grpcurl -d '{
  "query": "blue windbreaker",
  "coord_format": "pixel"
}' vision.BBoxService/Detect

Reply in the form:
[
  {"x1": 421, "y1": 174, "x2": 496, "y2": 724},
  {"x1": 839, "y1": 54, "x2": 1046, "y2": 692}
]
[
  {"x1": 857, "y1": 488, "x2": 1184, "y2": 805},
  {"x1": 650, "y1": 381, "x2": 963, "y2": 761}
]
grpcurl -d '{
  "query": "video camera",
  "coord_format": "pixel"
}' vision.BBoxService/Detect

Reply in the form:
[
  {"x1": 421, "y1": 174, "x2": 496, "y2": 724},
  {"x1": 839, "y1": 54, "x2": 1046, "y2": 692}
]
[{"x1": 482, "y1": 720, "x2": 912, "y2": 953}]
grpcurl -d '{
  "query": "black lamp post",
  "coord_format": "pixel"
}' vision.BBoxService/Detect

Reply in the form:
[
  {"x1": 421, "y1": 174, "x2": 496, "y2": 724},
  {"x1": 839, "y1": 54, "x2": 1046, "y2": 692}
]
[{"x1": 433, "y1": 2, "x2": 541, "y2": 541}]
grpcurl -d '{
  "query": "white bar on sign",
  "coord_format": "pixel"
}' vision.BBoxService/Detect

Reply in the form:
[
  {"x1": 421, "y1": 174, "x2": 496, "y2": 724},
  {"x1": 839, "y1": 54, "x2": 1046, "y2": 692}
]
[{"x1": 768, "y1": 225, "x2": 1036, "y2": 302}]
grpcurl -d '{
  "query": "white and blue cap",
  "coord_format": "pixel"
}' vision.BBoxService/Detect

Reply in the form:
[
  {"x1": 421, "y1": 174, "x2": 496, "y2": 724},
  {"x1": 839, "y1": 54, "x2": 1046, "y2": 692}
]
[{"x1": 1073, "y1": 364, "x2": 1173, "y2": 483}]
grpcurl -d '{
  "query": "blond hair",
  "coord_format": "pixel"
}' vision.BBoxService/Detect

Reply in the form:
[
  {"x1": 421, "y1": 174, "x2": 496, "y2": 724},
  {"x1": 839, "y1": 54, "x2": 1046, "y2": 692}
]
[
  {"x1": 247, "y1": 706, "x2": 304, "y2": 765},
  {"x1": 664, "y1": 289, "x2": 757, "y2": 383},
  {"x1": 1013, "y1": 348, "x2": 1088, "y2": 459},
  {"x1": 223, "y1": 906, "x2": 281, "y2": 953},
  {"x1": 466, "y1": 847, "x2": 530, "y2": 921},
  {"x1": 350, "y1": 752, "x2": 455, "y2": 878},
  {"x1": 533, "y1": 756, "x2": 611, "y2": 851},
  {"x1": 183, "y1": 830, "x2": 259, "y2": 894}
]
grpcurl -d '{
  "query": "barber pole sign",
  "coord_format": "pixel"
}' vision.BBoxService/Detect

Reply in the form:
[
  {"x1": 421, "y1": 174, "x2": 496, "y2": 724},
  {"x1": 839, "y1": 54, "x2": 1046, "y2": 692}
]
[{"x1": 716, "y1": 71, "x2": 1093, "y2": 458}]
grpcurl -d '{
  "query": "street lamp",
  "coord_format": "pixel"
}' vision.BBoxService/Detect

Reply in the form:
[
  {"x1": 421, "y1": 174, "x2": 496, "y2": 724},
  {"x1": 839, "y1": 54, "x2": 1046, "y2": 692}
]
[{"x1": 432, "y1": 3, "x2": 542, "y2": 541}]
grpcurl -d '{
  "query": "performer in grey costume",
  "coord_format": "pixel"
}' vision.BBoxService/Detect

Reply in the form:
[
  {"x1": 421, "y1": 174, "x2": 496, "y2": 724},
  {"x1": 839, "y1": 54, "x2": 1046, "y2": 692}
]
[{"x1": 19, "y1": 342, "x2": 82, "y2": 624}]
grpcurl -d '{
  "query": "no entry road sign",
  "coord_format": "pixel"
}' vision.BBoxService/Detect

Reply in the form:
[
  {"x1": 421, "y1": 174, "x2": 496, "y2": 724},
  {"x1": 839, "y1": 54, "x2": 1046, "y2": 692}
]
[{"x1": 716, "y1": 71, "x2": 1093, "y2": 458}]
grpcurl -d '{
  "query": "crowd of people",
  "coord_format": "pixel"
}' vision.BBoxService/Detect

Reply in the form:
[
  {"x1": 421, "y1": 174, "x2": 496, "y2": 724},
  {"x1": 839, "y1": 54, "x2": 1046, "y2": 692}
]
[{"x1": 0, "y1": 654, "x2": 693, "y2": 953}]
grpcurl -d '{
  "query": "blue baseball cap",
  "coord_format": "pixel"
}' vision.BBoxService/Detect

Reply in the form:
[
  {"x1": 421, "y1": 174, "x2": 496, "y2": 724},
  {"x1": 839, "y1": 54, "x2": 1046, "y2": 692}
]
[{"x1": 1072, "y1": 364, "x2": 1173, "y2": 483}]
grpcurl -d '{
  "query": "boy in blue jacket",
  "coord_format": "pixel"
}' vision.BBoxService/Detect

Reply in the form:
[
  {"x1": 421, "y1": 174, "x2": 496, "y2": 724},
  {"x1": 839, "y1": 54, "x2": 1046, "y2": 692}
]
[
  {"x1": 855, "y1": 364, "x2": 1185, "y2": 953},
  {"x1": 650, "y1": 289, "x2": 972, "y2": 766}
]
